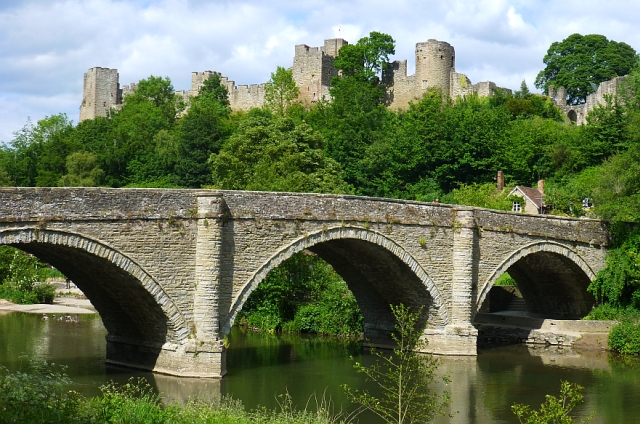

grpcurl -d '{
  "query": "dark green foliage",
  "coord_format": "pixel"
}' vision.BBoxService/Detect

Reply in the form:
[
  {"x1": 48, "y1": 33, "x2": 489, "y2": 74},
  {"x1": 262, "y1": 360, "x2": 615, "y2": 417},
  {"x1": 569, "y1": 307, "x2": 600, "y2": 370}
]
[
  {"x1": 333, "y1": 31, "x2": 395, "y2": 82},
  {"x1": 608, "y1": 315, "x2": 640, "y2": 354},
  {"x1": 342, "y1": 304, "x2": 452, "y2": 423},
  {"x1": 211, "y1": 114, "x2": 351, "y2": 194},
  {"x1": 0, "y1": 246, "x2": 55, "y2": 304},
  {"x1": 174, "y1": 74, "x2": 232, "y2": 188},
  {"x1": 0, "y1": 362, "x2": 85, "y2": 424},
  {"x1": 238, "y1": 252, "x2": 363, "y2": 336},
  {"x1": 588, "y1": 229, "x2": 640, "y2": 309},
  {"x1": 535, "y1": 33, "x2": 638, "y2": 105}
]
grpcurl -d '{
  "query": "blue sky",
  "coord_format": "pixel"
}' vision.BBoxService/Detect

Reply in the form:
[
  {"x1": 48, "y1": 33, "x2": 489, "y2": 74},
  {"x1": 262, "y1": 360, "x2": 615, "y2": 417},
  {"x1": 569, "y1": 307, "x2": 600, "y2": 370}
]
[{"x1": 1, "y1": 0, "x2": 638, "y2": 144}]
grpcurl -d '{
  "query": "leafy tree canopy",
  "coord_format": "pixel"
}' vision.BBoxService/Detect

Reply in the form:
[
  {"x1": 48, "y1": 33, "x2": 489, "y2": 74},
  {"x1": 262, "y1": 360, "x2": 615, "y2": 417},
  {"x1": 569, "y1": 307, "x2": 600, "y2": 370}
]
[
  {"x1": 210, "y1": 114, "x2": 351, "y2": 194},
  {"x1": 535, "y1": 33, "x2": 638, "y2": 105},
  {"x1": 264, "y1": 66, "x2": 300, "y2": 116},
  {"x1": 333, "y1": 31, "x2": 395, "y2": 82}
]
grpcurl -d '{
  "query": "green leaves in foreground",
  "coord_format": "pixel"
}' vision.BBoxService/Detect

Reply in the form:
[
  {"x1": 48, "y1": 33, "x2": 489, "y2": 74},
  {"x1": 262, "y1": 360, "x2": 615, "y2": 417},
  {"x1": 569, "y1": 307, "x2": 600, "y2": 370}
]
[
  {"x1": 512, "y1": 380, "x2": 592, "y2": 424},
  {"x1": 342, "y1": 304, "x2": 451, "y2": 423}
]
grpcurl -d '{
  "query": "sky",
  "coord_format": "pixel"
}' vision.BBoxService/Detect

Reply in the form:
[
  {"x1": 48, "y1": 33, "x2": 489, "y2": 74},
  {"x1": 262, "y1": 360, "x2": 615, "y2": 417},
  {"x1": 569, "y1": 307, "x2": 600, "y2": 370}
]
[{"x1": 1, "y1": 0, "x2": 639, "y2": 144}]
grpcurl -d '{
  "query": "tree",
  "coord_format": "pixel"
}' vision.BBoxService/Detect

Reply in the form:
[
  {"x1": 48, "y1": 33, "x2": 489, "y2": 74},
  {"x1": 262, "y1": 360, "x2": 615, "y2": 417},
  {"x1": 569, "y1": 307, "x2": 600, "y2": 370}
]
[
  {"x1": 333, "y1": 31, "x2": 395, "y2": 81},
  {"x1": 342, "y1": 304, "x2": 452, "y2": 424},
  {"x1": 210, "y1": 114, "x2": 351, "y2": 194},
  {"x1": 174, "y1": 73, "x2": 232, "y2": 188},
  {"x1": 58, "y1": 151, "x2": 105, "y2": 187},
  {"x1": 512, "y1": 380, "x2": 592, "y2": 424},
  {"x1": 535, "y1": 34, "x2": 638, "y2": 105},
  {"x1": 264, "y1": 66, "x2": 300, "y2": 116}
]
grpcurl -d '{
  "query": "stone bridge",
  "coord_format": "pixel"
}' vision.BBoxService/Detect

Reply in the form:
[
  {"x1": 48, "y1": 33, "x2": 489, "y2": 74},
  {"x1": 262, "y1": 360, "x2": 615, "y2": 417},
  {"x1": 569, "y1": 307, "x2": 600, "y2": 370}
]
[{"x1": 0, "y1": 188, "x2": 609, "y2": 378}]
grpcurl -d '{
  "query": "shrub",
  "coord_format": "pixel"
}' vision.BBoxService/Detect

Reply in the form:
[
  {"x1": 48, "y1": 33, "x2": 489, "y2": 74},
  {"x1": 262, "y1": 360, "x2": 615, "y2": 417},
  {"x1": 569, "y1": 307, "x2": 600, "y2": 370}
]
[
  {"x1": 609, "y1": 317, "x2": 640, "y2": 354},
  {"x1": 512, "y1": 380, "x2": 592, "y2": 423},
  {"x1": 0, "y1": 363, "x2": 85, "y2": 424},
  {"x1": 33, "y1": 282, "x2": 56, "y2": 304},
  {"x1": 343, "y1": 304, "x2": 452, "y2": 423}
]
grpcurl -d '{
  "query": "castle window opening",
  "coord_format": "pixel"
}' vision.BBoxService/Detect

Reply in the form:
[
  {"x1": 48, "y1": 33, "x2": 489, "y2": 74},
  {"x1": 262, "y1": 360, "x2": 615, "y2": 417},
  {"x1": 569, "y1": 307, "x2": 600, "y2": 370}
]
[
  {"x1": 567, "y1": 110, "x2": 577, "y2": 123},
  {"x1": 440, "y1": 55, "x2": 444, "y2": 60},
  {"x1": 422, "y1": 80, "x2": 428, "y2": 89},
  {"x1": 512, "y1": 201, "x2": 522, "y2": 212}
]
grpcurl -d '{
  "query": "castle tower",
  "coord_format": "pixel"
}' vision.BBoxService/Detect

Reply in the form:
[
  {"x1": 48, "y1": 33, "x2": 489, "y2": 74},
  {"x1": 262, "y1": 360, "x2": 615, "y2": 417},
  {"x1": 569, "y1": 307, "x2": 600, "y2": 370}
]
[
  {"x1": 415, "y1": 40, "x2": 455, "y2": 98},
  {"x1": 79, "y1": 67, "x2": 121, "y2": 121},
  {"x1": 292, "y1": 38, "x2": 347, "y2": 105}
]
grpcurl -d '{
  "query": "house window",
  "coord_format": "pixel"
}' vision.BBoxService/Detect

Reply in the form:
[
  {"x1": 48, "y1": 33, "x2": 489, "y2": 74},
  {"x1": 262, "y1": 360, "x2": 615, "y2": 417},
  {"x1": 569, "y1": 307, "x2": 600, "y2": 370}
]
[{"x1": 512, "y1": 201, "x2": 522, "y2": 212}]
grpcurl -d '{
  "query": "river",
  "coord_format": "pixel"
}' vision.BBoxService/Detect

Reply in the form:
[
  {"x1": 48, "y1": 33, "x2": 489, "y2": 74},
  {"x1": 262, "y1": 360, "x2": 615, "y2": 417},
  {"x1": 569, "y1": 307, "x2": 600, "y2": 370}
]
[{"x1": 1, "y1": 311, "x2": 639, "y2": 423}]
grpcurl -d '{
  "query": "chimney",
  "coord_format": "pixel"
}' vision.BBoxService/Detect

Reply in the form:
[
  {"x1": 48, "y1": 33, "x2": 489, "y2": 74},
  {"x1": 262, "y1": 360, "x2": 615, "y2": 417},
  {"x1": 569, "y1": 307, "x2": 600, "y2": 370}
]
[
  {"x1": 537, "y1": 179, "x2": 545, "y2": 196},
  {"x1": 497, "y1": 171, "x2": 504, "y2": 191}
]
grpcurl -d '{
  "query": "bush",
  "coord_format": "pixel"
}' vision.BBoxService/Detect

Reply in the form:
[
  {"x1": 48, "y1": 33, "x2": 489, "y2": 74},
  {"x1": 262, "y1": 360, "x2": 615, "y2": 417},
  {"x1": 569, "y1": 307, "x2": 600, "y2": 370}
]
[
  {"x1": 0, "y1": 246, "x2": 56, "y2": 304},
  {"x1": 0, "y1": 363, "x2": 85, "y2": 424},
  {"x1": 512, "y1": 380, "x2": 592, "y2": 423},
  {"x1": 584, "y1": 304, "x2": 637, "y2": 320},
  {"x1": 238, "y1": 251, "x2": 363, "y2": 337},
  {"x1": 609, "y1": 317, "x2": 640, "y2": 354},
  {"x1": 33, "y1": 282, "x2": 56, "y2": 304}
]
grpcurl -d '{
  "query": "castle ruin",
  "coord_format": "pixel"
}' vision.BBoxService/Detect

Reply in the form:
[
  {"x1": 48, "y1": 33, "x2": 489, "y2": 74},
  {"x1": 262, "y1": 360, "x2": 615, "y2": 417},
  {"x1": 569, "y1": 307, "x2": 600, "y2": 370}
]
[
  {"x1": 548, "y1": 76, "x2": 628, "y2": 125},
  {"x1": 79, "y1": 38, "x2": 510, "y2": 121}
]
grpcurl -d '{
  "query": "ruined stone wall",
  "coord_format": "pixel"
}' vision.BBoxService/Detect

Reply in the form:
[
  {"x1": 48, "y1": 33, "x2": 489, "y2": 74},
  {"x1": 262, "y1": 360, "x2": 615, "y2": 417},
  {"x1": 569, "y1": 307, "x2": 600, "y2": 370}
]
[
  {"x1": 79, "y1": 67, "x2": 121, "y2": 121},
  {"x1": 383, "y1": 60, "x2": 418, "y2": 109},
  {"x1": 550, "y1": 76, "x2": 627, "y2": 125},
  {"x1": 80, "y1": 38, "x2": 514, "y2": 119}
]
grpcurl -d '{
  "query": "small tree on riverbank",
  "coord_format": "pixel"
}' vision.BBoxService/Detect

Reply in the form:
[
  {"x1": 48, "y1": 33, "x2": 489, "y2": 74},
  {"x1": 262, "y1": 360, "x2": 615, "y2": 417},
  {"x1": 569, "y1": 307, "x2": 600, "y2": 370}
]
[
  {"x1": 512, "y1": 380, "x2": 593, "y2": 424},
  {"x1": 342, "y1": 303, "x2": 452, "y2": 423}
]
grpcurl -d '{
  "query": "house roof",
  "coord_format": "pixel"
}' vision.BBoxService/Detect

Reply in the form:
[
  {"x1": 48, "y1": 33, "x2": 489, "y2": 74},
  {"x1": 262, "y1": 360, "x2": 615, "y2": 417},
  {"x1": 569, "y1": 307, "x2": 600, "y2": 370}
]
[{"x1": 509, "y1": 186, "x2": 544, "y2": 209}]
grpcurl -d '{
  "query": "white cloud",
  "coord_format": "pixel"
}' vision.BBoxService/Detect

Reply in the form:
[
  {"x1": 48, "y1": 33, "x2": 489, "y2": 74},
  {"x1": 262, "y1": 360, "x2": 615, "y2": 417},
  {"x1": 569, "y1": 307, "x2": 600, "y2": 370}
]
[{"x1": 1, "y1": 0, "x2": 639, "y2": 143}]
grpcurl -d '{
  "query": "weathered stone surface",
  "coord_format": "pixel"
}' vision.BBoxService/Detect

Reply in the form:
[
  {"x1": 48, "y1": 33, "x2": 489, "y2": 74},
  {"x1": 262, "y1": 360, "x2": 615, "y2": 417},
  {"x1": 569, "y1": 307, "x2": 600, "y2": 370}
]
[{"x1": 0, "y1": 188, "x2": 610, "y2": 377}]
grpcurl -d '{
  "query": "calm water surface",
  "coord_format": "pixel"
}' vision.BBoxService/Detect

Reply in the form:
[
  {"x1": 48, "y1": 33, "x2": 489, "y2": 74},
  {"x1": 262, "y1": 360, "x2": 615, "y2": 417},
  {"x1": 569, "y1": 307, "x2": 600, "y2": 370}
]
[{"x1": 1, "y1": 311, "x2": 639, "y2": 423}]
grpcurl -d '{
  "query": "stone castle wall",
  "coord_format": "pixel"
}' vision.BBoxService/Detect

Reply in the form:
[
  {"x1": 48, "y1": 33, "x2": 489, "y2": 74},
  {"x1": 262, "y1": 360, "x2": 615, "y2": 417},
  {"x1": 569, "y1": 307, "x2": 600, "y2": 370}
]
[
  {"x1": 79, "y1": 37, "x2": 510, "y2": 121},
  {"x1": 79, "y1": 67, "x2": 121, "y2": 121},
  {"x1": 549, "y1": 75, "x2": 627, "y2": 125}
]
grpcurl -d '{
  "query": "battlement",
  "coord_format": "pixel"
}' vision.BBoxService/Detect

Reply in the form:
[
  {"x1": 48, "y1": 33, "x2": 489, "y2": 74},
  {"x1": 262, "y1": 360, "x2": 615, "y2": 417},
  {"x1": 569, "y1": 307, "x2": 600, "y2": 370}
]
[{"x1": 80, "y1": 37, "x2": 514, "y2": 121}]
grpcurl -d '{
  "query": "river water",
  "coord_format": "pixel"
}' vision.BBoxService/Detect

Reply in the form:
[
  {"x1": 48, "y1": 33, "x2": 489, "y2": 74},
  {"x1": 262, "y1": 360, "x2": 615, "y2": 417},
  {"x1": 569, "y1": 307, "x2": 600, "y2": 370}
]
[{"x1": 1, "y1": 311, "x2": 639, "y2": 423}]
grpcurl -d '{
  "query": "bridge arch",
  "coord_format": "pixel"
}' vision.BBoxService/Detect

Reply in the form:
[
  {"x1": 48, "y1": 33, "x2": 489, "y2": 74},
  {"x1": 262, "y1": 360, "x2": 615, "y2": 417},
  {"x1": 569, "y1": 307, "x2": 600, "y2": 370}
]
[
  {"x1": 476, "y1": 241, "x2": 597, "y2": 319},
  {"x1": 221, "y1": 226, "x2": 448, "y2": 339},
  {"x1": 0, "y1": 228, "x2": 188, "y2": 346}
]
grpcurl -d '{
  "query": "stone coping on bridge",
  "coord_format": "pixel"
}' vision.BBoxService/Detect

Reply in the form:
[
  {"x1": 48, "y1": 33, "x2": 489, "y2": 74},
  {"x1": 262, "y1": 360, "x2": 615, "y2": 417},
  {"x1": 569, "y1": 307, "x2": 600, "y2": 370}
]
[{"x1": 0, "y1": 187, "x2": 604, "y2": 231}]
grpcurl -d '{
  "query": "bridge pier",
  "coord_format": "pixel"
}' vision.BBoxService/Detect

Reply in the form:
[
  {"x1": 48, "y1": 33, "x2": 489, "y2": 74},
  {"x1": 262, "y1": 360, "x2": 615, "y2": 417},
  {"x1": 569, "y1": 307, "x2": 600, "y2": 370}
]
[
  {"x1": 425, "y1": 209, "x2": 478, "y2": 355},
  {"x1": 106, "y1": 337, "x2": 226, "y2": 378}
]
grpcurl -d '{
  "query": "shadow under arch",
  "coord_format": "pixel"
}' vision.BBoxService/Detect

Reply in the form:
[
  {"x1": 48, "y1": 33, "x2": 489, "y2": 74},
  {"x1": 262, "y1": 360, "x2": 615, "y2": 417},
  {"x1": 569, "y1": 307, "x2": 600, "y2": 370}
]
[
  {"x1": 221, "y1": 226, "x2": 448, "y2": 343},
  {"x1": 476, "y1": 241, "x2": 597, "y2": 319},
  {"x1": 0, "y1": 228, "x2": 189, "y2": 348}
]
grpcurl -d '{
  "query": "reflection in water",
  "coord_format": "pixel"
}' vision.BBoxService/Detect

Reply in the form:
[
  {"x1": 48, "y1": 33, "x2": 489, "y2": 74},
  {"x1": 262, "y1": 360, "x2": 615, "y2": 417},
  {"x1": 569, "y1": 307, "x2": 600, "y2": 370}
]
[{"x1": 2, "y1": 312, "x2": 640, "y2": 423}]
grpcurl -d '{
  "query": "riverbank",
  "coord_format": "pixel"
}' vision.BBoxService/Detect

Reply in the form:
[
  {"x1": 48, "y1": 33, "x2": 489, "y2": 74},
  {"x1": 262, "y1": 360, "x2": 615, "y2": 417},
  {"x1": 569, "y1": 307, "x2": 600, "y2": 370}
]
[
  {"x1": 0, "y1": 280, "x2": 96, "y2": 315},
  {"x1": 475, "y1": 311, "x2": 614, "y2": 350}
]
